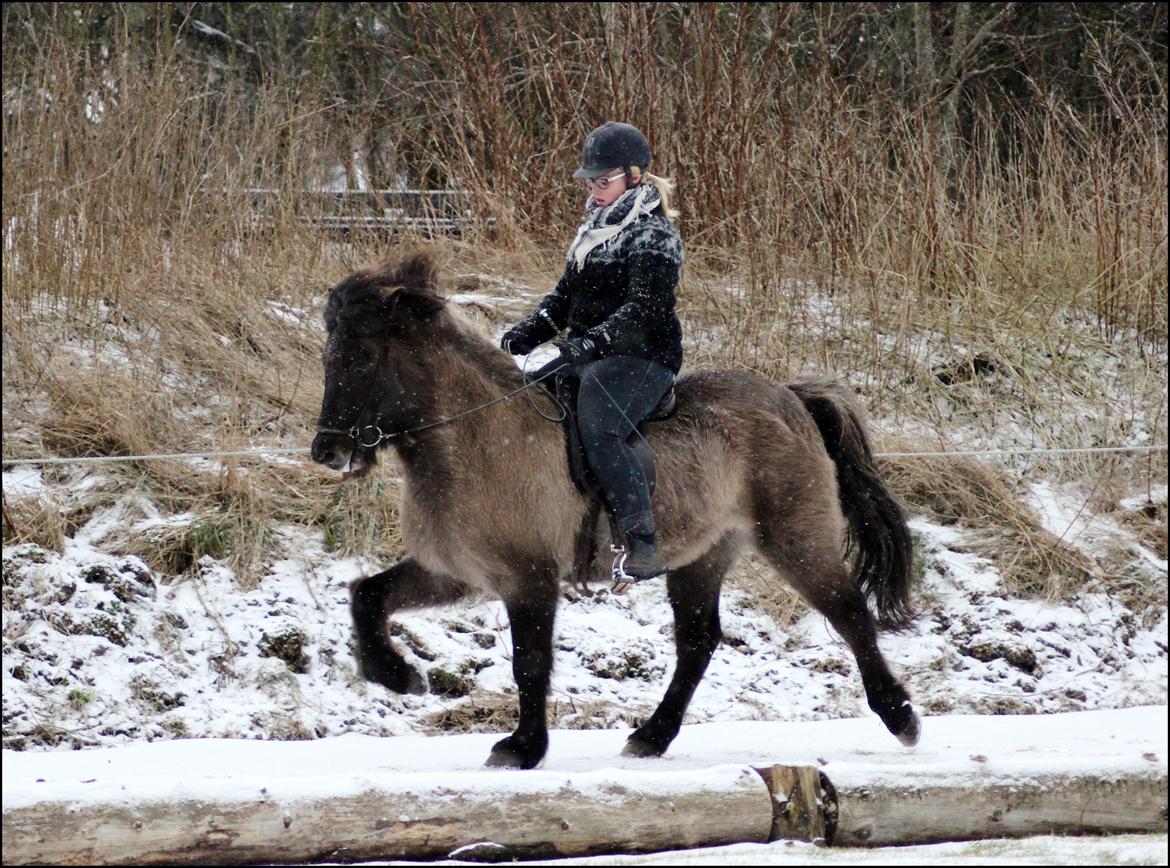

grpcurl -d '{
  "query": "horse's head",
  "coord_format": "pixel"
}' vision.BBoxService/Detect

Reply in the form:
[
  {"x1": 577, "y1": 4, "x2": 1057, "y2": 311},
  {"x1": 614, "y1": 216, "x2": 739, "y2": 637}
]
[{"x1": 310, "y1": 253, "x2": 443, "y2": 478}]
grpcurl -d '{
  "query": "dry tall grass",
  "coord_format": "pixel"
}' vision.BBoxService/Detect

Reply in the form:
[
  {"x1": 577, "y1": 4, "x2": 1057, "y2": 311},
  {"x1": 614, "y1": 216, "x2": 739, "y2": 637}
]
[{"x1": 2, "y1": 6, "x2": 1165, "y2": 606}]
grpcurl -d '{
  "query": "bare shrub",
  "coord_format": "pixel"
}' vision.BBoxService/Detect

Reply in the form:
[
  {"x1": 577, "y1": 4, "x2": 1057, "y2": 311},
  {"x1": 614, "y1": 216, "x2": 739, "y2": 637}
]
[
  {"x1": 3, "y1": 495, "x2": 67, "y2": 553},
  {"x1": 2, "y1": 5, "x2": 1164, "y2": 598},
  {"x1": 880, "y1": 451, "x2": 1097, "y2": 600}
]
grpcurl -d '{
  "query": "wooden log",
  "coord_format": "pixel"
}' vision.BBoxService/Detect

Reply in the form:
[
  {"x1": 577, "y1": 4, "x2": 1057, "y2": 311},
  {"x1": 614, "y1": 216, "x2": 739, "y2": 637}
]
[
  {"x1": 751, "y1": 764, "x2": 1167, "y2": 848},
  {"x1": 1, "y1": 765, "x2": 773, "y2": 866},
  {"x1": 751, "y1": 765, "x2": 836, "y2": 844},
  {"x1": 829, "y1": 767, "x2": 1168, "y2": 847},
  {"x1": 7, "y1": 748, "x2": 1164, "y2": 864}
]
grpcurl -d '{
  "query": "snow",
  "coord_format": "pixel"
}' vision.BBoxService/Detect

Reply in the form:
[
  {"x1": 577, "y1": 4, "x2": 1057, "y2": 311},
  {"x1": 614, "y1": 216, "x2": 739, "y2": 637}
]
[
  {"x1": 3, "y1": 708, "x2": 1165, "y2": 864},
  {"x1": 2, "y1": 502, "x2": 1165, "y2": 750},
  {"x1": 4, "y1": 510, "x2": 1166, "y2": 860},
  {"x1": 189, "y1": 19, "x2": 256, "y2": 55},
  {"x1": 5, "y1": 706, "x2": 1164, "y2": 808},
  {"x1": 266, "y1": 299, "x2": 313, "y2": 326},
  {"x1": 408, "y1": 835, "x2": 1170, "y2": 865},
  {"x1": 8, "y1": 479, "x2": 1161, "y2": 864},
  {"x1": 2, "y1": 467, "x2": 43, "y2": 497},
  {"x1": 3, "y1": 270, "x2": 1166, "y2": 864}
]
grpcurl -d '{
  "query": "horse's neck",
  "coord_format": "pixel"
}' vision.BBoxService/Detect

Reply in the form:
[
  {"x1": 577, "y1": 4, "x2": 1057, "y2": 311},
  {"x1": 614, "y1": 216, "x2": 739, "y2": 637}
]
[
  {"x1": 427, "y1": 322, "x2": 527, "y2": 419},
  {"x1": 391, "y1": 317, "x2": 552, "y2": 471}
]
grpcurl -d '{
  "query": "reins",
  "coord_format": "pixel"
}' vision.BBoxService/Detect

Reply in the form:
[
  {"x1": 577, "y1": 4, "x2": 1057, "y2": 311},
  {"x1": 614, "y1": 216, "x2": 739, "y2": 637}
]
[{"x1": 316, "y1": 360, "x2": 569, "y2": 448}]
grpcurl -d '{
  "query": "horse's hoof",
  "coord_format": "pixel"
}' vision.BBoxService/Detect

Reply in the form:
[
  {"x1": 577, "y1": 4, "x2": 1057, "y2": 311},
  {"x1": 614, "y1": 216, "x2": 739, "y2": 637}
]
[
  {"x1": 359, "y1": 657, "x2": 427, "y2": 695},
  {"x1": 484, "y1": 749, "x2": 526, "y2": 769},
  {"x1": 400, "y1": 665, "x2": 427, "y2": 696},
  {"x1": 621, "y1": 729, "x2": 672, "y2": 758},
  {"x1": 485, "y1": 735, "x2": 546, "y2": 770},
  {"x1": 895, "y1": 708, "x2": 922, "y2": 747},
  {"x1": 621, "y1": 738, "x2": 665, "y2": 758}
]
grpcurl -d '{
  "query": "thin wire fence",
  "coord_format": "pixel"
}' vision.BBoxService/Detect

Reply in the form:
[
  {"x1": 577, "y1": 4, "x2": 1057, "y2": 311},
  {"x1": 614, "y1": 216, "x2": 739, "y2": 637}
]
[{"x1": 2, "y1": 443, "x2": 1166, "y2": 467}]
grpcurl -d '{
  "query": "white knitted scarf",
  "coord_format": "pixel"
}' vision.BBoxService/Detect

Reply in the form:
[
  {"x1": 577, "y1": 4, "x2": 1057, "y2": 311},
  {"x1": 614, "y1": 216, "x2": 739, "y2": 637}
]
[{"x1": 565, "y1": 184, "x2": 660, "y2": 271}]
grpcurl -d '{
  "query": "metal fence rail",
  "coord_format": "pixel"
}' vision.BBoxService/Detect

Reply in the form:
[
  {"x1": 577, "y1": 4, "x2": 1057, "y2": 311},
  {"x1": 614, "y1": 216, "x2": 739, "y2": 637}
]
[
  {"x1": 3, "y1": 444, "x2": 1166, "y2": 468},
  {"x1": 206, "y1": 188, "x2": 496, "y2": 238}
]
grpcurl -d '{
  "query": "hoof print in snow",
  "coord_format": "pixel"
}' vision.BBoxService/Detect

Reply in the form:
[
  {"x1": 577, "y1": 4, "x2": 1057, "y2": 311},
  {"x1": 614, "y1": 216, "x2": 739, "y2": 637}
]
[
  {"x1": 427, "y1": 667, "x2": 475, "y2": 697},
  {"x1": 960, "y1": 639, "x2": 1038, "y2": 674},
  {"x1": 259, "y1": 627, "x2": 310, "y2": 674}
]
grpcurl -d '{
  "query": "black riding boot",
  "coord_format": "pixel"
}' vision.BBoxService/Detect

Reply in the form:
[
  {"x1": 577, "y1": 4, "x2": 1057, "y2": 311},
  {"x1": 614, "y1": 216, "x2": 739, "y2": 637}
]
[{"x1": 620, "y1": 530, "x2": 668, "y2": 580}]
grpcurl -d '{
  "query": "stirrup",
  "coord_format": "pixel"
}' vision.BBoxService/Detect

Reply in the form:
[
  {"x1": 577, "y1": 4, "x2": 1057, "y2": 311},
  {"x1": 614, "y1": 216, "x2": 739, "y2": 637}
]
[{"x1": 610, "y1": 545, "x2": 661, "y2": 595}]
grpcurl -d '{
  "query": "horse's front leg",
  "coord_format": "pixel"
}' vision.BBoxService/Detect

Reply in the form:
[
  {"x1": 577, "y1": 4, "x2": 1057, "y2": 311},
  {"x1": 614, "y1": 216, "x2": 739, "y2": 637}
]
[
  {"x1": 486, "y1": 581, "x2": 559, "y2": 769},
  {"x1": 350, "y1": 558, "x2": 468, "y2": 695},
  {"x1": 623, "y1": 536, "x2": 736, "y2": 758}
]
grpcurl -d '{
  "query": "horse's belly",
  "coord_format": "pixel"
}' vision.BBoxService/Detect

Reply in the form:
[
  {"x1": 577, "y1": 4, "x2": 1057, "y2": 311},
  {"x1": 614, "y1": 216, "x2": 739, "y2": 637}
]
[{"x1": 653, "y1": 438, "x2": 746, "y2": 535}]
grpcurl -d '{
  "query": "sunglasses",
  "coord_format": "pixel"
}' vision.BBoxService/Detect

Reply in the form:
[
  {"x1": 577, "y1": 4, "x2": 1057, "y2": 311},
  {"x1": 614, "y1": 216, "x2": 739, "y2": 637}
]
[{"x1": 580, "y1": 171, "x2": 626, "y2": 191}]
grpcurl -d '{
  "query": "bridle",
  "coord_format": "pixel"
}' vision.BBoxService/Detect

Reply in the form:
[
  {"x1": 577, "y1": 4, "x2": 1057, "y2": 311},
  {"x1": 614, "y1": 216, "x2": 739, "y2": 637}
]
[
  {"x1": 315, "y1": 421, "x2": 397, "y2": 449},
  {"x1": 314, "y1": 347, "x2": 568, "y2": 449}
]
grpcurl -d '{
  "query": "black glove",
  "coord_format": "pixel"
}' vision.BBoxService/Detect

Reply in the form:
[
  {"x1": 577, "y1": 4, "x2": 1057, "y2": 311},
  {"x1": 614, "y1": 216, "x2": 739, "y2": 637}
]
[
  {"x1": 500, "y1": 322, "x2": 541, "y2": 355},
  {"x1": 553, "y1": 336, "x2": 598, "y2": 366}
]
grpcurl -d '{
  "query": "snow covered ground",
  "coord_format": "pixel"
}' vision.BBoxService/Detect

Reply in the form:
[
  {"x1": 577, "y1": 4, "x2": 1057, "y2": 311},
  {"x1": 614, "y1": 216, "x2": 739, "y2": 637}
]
[
  {"x1": 4, "y1": 707, "x2": 1166, "y2": 864},
  {"x1": 4, "y1": 496, "x2": 1166, "y2": 862},
  {"x1": 6, "y1": 706, "x2": 1165, "y2": 804},
  {"x1": 378, "y1": 835, "x2": 1170, "y2": 865},
  {"x1": 2, "y1": 497, "x2": 1165, "y2": 751}
]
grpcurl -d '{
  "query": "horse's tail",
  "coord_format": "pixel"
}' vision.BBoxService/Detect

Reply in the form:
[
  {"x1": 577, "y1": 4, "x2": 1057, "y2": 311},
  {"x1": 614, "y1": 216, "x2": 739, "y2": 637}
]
[{"x1": 788, "y1": 378, "x2": 916, "y2": 630}]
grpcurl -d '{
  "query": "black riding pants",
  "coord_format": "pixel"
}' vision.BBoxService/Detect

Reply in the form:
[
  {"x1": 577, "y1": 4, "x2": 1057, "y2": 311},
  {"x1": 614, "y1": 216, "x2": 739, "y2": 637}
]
[{"x1": 574, "y1": 355, "x2": 675, "y2": 537}]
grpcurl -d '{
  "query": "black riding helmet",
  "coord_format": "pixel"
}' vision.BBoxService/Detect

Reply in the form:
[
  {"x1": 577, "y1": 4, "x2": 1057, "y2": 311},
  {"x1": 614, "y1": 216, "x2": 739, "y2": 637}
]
[{"x1": 572, "y1": 121, "x2": 652, "y2": 181}]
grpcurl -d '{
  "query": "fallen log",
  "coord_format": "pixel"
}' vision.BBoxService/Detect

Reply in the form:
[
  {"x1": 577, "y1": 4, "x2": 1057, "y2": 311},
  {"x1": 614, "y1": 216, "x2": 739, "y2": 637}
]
[
  {"x1": 829, "y1": 766, "x2": 1169, "y2": 847},
  {"x1": 1, "y1": 764, "x2": 773, "y2": 865},
  {"x1": 6, "y1": 762, "x2": 1166, "y2": 864}
]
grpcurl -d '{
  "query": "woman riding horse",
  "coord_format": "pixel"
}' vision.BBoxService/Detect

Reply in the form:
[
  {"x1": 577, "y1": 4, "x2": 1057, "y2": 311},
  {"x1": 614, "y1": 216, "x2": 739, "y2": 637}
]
[{"x1": 500, "y1": 121, "x2": 682, "y2": 584}]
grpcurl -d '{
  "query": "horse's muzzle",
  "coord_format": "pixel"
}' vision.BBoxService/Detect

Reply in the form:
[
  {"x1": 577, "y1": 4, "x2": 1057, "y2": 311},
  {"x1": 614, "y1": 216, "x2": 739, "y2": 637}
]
[
  {"x1": 311, "y1": 431, "x2": 351, "y2": 471},
  {"x1": 311, "y1": 431, "x2": 377, "y2": 478}
]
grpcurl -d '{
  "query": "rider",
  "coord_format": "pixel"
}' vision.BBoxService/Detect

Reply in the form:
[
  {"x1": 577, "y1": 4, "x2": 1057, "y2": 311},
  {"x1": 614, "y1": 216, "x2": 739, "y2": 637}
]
[{"x1": 500, "y1": 121, "x2": 683, "y2": 583}]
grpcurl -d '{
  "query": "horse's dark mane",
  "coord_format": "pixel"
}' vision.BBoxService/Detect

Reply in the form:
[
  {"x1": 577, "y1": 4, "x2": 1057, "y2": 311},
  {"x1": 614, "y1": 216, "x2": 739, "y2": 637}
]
[
  {"x1": 326, "y1": 252, "x2": 527, "y2": 394},
  {"x1": 325, "y1": 253, "x2": 444, "y2": 334}
]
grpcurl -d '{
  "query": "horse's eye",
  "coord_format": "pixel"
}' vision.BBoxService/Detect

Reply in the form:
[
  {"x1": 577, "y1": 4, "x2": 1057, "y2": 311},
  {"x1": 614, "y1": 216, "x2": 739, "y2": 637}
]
[{"x1": 349, "y1": 359, "x2": 376, "y2": 377}]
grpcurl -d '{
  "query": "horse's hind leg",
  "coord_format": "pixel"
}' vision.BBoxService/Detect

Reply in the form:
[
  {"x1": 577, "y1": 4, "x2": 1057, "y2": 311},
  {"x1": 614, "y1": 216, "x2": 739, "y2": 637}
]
[
  {"x1": 763, "y1": 536, "x2": 920, "y2": 746},
  {"x1": 350, "y1": 558, "x2": 469, "y2": 695},
  {"x1": 623, "y1": 536, "x2": 738, "y2": 758}
]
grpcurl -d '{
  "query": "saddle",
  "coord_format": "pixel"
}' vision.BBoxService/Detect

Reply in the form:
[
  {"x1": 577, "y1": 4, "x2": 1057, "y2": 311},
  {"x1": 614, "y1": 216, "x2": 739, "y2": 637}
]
[{"x1": 543, "y1": 372, "x2": 677, "y2": 592}]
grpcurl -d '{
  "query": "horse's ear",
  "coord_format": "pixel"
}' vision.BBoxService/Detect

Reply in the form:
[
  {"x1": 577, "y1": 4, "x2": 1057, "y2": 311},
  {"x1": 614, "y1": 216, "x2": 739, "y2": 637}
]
[{"x1": 387, "y1": 251, "x2": 438, "y2": 292}]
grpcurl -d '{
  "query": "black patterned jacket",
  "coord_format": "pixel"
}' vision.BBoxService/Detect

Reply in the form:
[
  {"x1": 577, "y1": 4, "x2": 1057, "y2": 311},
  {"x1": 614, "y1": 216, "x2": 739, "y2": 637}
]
[{"x1": 516, "y1": 202, "x2": 684, "y2": 373}]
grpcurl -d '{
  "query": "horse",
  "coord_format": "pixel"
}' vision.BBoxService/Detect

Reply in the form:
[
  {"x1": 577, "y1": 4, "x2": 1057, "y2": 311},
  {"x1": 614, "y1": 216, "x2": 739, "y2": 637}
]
[{"x1": 310, "y1": 252, "x2": 921, "y2": 769}]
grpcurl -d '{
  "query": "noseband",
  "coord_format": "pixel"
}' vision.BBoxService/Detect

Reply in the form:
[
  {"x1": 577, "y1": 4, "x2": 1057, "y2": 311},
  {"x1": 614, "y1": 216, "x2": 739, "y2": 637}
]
[{"x1": 314, "y1": 422, "x2": 392, "y2": 449}]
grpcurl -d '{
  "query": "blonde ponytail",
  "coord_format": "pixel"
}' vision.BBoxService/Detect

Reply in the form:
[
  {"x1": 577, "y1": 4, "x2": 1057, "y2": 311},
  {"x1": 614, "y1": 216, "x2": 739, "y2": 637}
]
[{"x1": 642, "y1": 172, "x2": 680, "y2": 220}]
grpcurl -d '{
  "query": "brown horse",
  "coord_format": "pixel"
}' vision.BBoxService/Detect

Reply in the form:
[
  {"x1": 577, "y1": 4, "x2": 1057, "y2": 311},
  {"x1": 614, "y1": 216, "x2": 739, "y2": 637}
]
[{"x1": 311, "y1": 253, "x2": 920, "y2": 769}]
